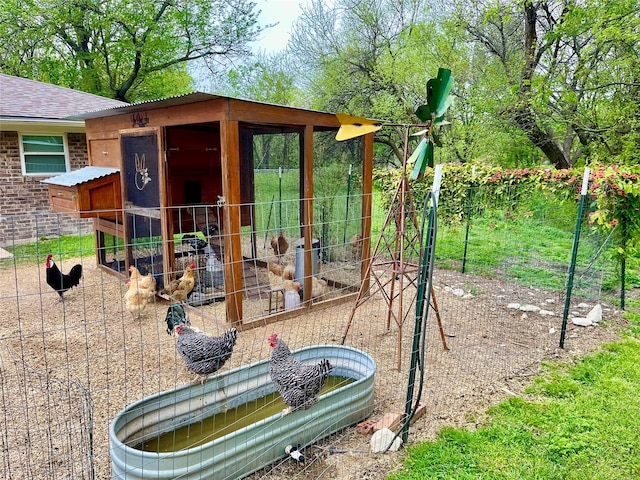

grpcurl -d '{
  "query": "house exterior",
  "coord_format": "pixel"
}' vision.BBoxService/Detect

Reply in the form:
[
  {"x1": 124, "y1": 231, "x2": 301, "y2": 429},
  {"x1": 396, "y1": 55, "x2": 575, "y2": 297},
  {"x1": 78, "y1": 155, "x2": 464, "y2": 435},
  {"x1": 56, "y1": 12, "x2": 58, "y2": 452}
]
[{"x1": 0, "y1": 73, "x2": 125, "y2": 244}]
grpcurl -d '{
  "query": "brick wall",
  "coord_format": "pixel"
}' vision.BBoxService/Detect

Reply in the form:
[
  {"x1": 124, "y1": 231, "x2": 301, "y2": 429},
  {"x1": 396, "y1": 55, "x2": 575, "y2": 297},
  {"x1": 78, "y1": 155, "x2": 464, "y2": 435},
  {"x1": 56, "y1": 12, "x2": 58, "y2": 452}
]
[{"x1": 0, "y1": 131, "x2": 93, "y2": 245}]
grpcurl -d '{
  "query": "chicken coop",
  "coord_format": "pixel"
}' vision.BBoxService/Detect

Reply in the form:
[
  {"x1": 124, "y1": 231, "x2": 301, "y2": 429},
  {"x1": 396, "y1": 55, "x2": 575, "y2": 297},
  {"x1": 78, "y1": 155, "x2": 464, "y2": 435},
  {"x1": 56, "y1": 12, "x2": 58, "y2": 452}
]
[{"x1": 43, "y1": 93, "x2": 374, "y2": 326}]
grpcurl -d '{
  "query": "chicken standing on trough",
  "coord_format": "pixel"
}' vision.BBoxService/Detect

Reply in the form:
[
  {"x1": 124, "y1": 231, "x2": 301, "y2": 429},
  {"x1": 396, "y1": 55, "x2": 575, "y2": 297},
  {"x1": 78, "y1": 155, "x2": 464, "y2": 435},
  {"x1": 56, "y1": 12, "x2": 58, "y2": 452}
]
[
  {"x1": 123, "y1": 265, "x2": 156, "y2": 318},
  {"x1": 268, "y1": 333, "x2": 332, "y2": 416},
  {"x1": 270, "y1": 231, "x2": 289, "y2": 263},
  {"x1": 160, "y1": 262, "x2": 196, "y2": 302},
  {"x1": 174, "y1": 323, "x2": 238, "y2": 384},
  {"x1": 45, "y1": 254, "x2": 82, "y2": 301}
]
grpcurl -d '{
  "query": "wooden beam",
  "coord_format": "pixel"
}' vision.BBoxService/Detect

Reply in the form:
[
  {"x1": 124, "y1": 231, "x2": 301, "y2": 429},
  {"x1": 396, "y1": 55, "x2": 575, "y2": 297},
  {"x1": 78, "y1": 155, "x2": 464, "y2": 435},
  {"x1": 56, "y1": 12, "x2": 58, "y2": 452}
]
[
  {"x1": 361, "y1": 132, "x2": 374, "y2": 293},
  {"x1": 301, "y1": 125, "x2": 314, "y2": 304},
  {"x1": 238, "y1": 292, "x2": 358, "y2": 332},
  {"x1": 220, "y1": 119, "x2": 243, "y2": 324}
]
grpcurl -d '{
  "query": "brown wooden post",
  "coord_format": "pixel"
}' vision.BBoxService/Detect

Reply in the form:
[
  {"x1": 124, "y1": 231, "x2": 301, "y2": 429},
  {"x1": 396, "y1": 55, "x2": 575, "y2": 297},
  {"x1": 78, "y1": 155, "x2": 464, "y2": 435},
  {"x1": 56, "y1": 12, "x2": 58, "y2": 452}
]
[
  {"x1": 360, "y1": 132, "x2": 374, "y2": 292},
  {"x1": 302, "y1": 125, "x2": 314, "y2": 304},
  {"x1": 156, "y1": 127, "x2": 174, "y2": 288},
  {"x1": 220, "y1": 119, "x2": 243, "y2": 324}
]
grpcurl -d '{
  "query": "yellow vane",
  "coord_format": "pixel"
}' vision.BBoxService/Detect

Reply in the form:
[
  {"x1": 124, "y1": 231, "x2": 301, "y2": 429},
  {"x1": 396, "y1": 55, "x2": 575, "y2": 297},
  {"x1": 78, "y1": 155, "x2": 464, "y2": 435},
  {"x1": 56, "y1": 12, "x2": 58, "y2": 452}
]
[{"x1": 335, "y1": 113, "x2": 384, "y2": 141}]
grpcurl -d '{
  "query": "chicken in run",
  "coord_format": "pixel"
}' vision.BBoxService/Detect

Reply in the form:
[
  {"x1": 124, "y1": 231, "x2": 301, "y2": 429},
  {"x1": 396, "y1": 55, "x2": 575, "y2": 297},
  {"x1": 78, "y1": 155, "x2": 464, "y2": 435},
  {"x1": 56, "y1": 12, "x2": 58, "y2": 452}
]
[
  {"x1": 45, "y1": 254, "x2": 83, "y2": 301},
  {"x1": 181, "y1": 234, "x2": 208, "y2": 254},
  {"x1": 174, "y1": 323, "x2": 238, "y2": 384},
  {"x1": 349, "y1": 233, "x2": 363, "y2": 261},
  {"x1": 201, "y1": 222, "x2": 220, "y2": 239},
  {"x1": 160, "y1": 261, "x2": 197, "y2": 302},
  {"x1": 268, "y1": 333, "x2": 332, "y2": 416},
  {"x1": 165, "y1": 303, "x2": 192, "y2": 335},
  {"x1": 270, "y1": 231, "x2": 289, "y2": 264},
  {"x1": 123, "y1": 265, "x2": 156, "y2": 318}
]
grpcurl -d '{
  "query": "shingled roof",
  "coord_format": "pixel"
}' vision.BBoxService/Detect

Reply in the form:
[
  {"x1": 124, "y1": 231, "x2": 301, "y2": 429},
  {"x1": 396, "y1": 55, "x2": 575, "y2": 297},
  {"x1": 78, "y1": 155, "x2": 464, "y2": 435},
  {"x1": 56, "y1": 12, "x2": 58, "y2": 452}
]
[{"x1": 0, "y1": 73, "x2": 126, "y2": 121}]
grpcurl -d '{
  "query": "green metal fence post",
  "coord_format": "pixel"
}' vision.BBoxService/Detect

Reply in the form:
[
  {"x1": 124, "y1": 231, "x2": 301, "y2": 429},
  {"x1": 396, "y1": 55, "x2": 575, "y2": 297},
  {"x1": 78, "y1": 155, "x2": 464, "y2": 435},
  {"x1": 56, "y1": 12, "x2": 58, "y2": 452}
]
[
  {"x1": 560, "y1": 167, "x2": 590, "y2": 349},
  {"x1": 402, "y1": 165, "x2": 442, "y2": 443}
]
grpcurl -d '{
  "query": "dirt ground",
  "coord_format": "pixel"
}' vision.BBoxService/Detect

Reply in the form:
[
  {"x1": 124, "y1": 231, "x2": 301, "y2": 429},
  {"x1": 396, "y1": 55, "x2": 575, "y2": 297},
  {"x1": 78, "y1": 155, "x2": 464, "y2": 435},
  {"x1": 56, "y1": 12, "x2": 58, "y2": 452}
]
[{"x1": 0, "y1": 255, "x2": 633, "y2": 480}]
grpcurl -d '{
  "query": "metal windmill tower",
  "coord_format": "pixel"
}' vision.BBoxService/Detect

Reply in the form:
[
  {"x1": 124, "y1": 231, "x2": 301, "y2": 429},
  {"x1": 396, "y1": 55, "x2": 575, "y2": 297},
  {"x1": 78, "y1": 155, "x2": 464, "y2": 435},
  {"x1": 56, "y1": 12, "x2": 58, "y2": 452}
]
[{"x1": 337, "y1": 68, "x2": 454, "y2": 370}]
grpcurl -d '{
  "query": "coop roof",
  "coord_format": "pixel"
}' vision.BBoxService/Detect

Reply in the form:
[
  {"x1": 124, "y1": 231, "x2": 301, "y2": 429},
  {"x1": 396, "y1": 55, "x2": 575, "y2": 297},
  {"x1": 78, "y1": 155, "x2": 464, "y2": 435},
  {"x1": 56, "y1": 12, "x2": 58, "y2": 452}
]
[
  {"x1": 69, "y1": 91, "x2": 338, "y2": 121},
  {"x1": 41, "y1": 166, "x2": 120, "y2": 187}
]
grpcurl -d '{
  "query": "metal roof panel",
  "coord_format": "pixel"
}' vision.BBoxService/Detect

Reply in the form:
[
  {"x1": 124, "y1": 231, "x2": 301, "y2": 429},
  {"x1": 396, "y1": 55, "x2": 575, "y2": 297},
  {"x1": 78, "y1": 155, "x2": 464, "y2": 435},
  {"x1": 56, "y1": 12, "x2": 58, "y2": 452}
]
[{"x1": 41, "y1": 166, "x2": 120, "y2": 187}]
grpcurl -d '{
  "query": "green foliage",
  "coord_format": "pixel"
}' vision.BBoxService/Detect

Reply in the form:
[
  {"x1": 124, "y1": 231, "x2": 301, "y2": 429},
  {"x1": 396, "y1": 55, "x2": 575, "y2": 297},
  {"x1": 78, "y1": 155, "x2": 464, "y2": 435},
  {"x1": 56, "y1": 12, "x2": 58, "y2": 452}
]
[
  {"x1": 221, "y1": 52, "x2": 302, "y2": 106},
  {"x1": 374, "y1": 163, "x2": 640, "y2": 271},
  {"x1": 0, "y1": 0, "x2": 264, "y2": 101}
]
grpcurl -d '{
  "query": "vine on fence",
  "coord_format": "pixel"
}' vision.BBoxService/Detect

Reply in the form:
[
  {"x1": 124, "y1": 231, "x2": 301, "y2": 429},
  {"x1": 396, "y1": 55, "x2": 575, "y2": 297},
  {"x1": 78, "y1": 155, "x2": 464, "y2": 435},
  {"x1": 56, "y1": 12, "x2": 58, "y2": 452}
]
[{"x1": 374, "y1": 162, "x2": 640, "y2": 264}]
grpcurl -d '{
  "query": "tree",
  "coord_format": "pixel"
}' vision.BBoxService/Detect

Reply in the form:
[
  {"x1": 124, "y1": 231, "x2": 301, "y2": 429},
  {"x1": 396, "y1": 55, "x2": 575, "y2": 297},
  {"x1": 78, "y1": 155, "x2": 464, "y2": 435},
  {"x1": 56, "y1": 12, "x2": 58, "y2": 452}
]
[
  {"x1": 289, "y1": 0, "x2": 441, "y2": 167},
  {"x1": 0, "y1": 0, "x2": 266, "y2": 102},
  {"x1": 455, "y1": 0, "x2": 640, "y2": 169}
]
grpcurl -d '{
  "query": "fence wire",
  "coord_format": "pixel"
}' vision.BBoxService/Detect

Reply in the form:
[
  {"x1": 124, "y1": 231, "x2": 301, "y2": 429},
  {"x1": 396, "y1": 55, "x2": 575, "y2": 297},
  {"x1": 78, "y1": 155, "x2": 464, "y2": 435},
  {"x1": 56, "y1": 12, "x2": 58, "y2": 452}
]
[{"x1": 0, "y1": 186, "x2": 629, "y2": 479}]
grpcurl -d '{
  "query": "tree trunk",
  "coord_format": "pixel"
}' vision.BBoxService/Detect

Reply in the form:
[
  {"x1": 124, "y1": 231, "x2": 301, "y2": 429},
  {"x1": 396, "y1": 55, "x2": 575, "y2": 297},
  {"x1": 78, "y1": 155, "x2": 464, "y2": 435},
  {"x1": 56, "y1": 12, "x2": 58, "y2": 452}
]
[{"x1": 506, "y1": 106, "x2": 571, "y2": 169}]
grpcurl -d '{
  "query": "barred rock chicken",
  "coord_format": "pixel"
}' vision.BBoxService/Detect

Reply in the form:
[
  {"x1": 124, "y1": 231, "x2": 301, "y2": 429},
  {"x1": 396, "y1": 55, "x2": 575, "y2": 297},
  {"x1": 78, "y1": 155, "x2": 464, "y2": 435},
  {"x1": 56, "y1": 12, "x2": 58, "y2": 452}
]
[
  {"x1": 161, "y1": 262, "x2": 196, "y2": 302},
  {"x1": 268, "y1": 333, "x2": 332, "y2": 415},
  {"x1": 123, "y1": 265, "x2": 156, "y2": 318},
  {"x1": 181, "y1": 234, "x2": 208, "y2": 253},
  {"x1": 175, "y1": 324, "x2": 238, "y2": 384},
  {"x1": 201, "y1": 222, "x2": 220, "y2": 238},
  {"x1": 270, "y1": 231, "x2": 289, "y2": 263},
  {"x1": 45, "y1": 254, "x2": 82, "y2": 301}
]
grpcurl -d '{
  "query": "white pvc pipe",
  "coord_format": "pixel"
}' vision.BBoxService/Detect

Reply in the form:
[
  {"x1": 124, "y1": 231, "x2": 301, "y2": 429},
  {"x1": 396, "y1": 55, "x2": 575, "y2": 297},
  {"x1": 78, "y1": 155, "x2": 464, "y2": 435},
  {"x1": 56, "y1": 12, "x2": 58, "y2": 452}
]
[
  {"x1": 581, "y1": 167, "x2": 590, "y2": 196},
  {"x1": 432, "y1": 164, "x2": 443, "y2": 204}
]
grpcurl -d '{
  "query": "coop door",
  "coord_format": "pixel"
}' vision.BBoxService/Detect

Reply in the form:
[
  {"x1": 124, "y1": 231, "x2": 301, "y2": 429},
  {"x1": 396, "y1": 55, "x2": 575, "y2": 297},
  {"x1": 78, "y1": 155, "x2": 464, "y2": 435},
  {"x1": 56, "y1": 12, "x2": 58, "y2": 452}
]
[
  {"x1": 121, "y1": 129, "x2": 162, "y2": 209},
  {"x1": 120, "y1": 128, "x2": 167, "y2": 277}
]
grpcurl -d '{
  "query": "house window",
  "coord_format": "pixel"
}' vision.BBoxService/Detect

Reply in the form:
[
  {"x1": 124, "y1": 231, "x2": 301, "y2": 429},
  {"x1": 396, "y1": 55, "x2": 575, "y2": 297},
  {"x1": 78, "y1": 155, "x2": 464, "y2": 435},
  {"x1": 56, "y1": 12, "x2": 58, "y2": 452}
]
[{"x1": 20, "y1": 134, "x2": 69, "y2": 175}]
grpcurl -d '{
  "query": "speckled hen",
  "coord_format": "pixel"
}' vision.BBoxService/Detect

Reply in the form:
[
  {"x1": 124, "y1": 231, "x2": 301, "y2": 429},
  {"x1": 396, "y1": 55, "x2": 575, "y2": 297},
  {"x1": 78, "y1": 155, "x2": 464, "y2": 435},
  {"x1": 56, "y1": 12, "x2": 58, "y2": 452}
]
[
  {"x1": 268, "y1": 333, "x2": 332, "y2": 415},
  {"x1": 175, "y1": 324, "x2": 237, "y2": 384}
]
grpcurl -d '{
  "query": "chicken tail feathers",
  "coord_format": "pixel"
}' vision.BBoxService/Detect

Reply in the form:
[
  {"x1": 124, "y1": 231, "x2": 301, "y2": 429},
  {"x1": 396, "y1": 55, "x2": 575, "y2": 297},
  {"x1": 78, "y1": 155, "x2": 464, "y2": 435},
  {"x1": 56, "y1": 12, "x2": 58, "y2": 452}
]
[
  {"x1": 68, "y1": 264, "x2": 83, "y2": 286},
  {"x1": 165, "y1": 303, "x2": 188, "y2": 335},
  {"x1": 318, "y1": 358, "x2": 332, "y2": 377}
]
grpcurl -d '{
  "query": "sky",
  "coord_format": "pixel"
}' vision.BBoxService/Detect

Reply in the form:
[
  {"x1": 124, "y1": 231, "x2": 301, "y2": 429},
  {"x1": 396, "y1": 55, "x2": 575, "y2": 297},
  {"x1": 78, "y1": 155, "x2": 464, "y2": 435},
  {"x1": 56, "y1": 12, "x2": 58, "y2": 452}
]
[{"x1": 253, "y1": 0, "x2": 309, "y2": 53}]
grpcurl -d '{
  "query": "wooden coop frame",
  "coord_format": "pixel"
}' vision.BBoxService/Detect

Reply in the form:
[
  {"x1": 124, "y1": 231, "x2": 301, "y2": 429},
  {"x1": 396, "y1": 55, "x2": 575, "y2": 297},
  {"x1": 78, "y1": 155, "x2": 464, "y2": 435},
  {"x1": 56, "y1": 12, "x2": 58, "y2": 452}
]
[{"x1": 47, "y1": 93, "x2": 374, "y2": 326}]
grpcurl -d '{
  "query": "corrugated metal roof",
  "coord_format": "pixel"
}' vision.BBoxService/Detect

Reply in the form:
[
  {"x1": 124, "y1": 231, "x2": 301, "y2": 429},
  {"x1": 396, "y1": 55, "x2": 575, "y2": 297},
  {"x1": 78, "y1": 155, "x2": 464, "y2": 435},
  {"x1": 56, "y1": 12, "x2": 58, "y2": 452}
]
[
  {"x1": 70, "y1": 91, "x2": 337, "y2": 120},
  {"x1": 41, "y1": 166, "x2": 120, "y2": 187}
]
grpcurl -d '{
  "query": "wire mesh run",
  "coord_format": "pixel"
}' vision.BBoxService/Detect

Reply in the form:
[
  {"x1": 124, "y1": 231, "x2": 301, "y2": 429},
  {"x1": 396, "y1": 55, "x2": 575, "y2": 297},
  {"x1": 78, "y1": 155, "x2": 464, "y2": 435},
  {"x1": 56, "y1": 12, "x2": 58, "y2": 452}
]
[
  {"x1": 1, "y1": 350, "x2": 94, "y2": 480},
  {"x1": 0, "y1": 185, "x2": 630, "y2": 479}
]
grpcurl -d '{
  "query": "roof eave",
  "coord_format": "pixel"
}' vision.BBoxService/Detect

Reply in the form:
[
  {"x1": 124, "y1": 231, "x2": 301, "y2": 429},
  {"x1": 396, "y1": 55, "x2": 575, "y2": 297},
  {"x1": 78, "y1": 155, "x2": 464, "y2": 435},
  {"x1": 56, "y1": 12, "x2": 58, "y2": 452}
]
[{"x1": 0, "y1": 117, "x2": 86, "y2": 133}]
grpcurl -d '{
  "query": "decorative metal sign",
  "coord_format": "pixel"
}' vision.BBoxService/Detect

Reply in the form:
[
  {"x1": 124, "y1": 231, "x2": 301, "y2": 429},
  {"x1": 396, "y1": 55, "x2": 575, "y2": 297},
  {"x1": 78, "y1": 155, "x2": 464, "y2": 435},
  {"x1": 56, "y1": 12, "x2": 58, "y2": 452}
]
[{"x1": 134, "y1": 153, "x2": 151, "y2": 190}]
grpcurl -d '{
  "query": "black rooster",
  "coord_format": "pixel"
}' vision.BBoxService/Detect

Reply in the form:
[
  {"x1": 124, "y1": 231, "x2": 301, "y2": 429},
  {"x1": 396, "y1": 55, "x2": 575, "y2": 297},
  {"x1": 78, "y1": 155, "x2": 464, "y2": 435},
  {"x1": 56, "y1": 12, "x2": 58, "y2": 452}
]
[{"x1": 45, "y1": 254, "x2": 82, "y2": 301}]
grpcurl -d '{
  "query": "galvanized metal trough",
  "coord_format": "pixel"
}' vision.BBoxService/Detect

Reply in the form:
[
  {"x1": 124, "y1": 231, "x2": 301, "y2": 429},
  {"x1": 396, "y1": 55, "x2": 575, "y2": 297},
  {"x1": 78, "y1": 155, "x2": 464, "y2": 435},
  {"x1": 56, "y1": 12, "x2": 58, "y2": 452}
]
[{"x1": 109, "y1": 344, "x2": 376, "y2": 479}]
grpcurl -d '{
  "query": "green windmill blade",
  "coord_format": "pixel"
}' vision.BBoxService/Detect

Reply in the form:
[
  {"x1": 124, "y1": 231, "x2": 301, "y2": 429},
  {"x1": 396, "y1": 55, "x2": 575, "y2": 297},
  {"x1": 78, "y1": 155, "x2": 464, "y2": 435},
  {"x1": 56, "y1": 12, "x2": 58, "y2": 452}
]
[
  {"x1": 409, "y1": 139, "x2": 435, "y2": 180},
  {"x1": 425, "y1": 140, "x2": 434, "y2": 168},
  {"x1": 431, "y1": 68, "x2": 454, "y2": 118},
  {"x1": 415, "y1": 67, "x2": 454, "y2": 122},
  {"x1": 409, "y1": 138, "x2": 427, "y2": 180}
]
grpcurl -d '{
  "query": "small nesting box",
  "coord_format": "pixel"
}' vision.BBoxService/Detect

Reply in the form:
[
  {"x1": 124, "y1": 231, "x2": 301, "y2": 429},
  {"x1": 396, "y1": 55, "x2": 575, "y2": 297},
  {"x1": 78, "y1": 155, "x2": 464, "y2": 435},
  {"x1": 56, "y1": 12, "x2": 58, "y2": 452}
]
[{"x1": 42, "y1": 166, "x2": 121, "y2": 218}]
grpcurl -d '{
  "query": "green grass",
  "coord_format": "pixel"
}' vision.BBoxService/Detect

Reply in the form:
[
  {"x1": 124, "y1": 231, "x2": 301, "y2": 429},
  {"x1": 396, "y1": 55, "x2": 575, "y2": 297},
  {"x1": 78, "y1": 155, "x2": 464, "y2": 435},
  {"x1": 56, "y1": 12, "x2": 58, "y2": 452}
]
[
  {"x1": 434, "y1": 211, "x2": 619, "y2": 293},
  {"x1": 253, "y1": 169, "x2": 367, "y2": 244},
  {"x1": 387, "y1": 300, "x2": 640, "y2": 480},
  {"x1": 5, "y1": 234, "x2": 96, "y2": 265}
]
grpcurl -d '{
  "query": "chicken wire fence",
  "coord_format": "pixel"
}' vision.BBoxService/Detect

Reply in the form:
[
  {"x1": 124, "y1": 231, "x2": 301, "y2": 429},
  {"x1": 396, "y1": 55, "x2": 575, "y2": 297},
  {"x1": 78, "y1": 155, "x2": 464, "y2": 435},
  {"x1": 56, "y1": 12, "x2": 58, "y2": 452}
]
[
  {"x1": 0, "y1": 184, "x2": 627, "y2": 480},
  {"x1": 1, "y1": 348, "x2": 94, "y2": 480}
]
